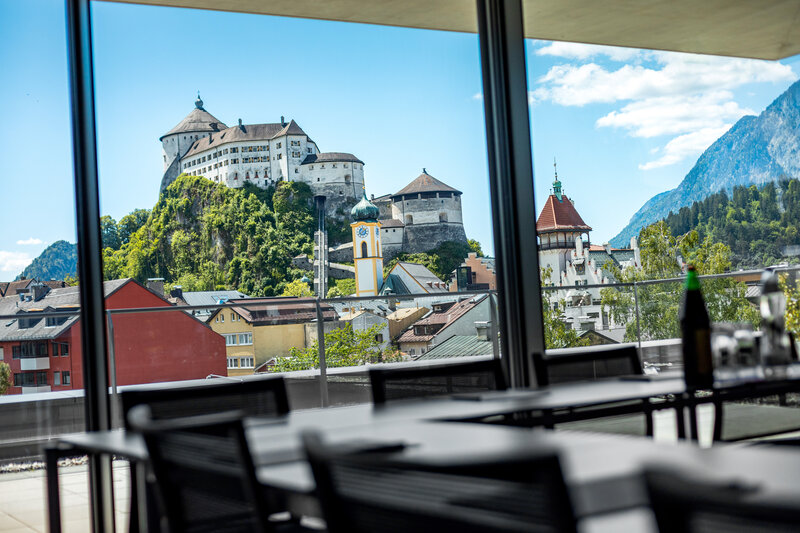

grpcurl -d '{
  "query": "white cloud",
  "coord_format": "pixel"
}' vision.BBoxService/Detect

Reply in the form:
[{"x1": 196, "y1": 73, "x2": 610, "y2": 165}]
[
  {"x1": 532, "y1": 48, "x2": 796, "y2": 168},
  {"x1": 639, "y1": 127, "x2": 732, "y2": 170},
  {"x1": 535, "y1": 42, "x2": 640, "y2": 62},
  {"x1": 472, "y1": 92, "x2": 483, "y2": 101},
  {"x1": 0, "y1": 251, "x2": 32, "y2": 275},
  {"x1": 16, "y1": 237, "x2": 43, "y2": 245},
  {"x1": 596, "y1": 91, "x2": 753, "y2": 138}
]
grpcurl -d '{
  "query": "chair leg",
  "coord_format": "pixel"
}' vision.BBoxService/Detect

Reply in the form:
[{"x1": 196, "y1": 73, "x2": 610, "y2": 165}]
[
  {"x1": 45, "y1": 446, "x2": 63, "y2": 533},
  {"x1": 644, "y1": 401, "x2": 654, "y2": 438},
  {"x1": 713, "y1": 400, "x2": 724, "y2": 442}
]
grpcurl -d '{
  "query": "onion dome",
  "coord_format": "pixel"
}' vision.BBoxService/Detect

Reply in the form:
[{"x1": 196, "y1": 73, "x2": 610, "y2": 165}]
[
  {"x1": 351, "y1": 191, "x2": 380, "y2": 222},
  {"x1": 195, "y1": 91, "x2": 204, "y2": 110}
]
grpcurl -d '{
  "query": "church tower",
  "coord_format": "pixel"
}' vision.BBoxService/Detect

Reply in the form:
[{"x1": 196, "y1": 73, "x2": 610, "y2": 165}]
[{"x1": 351, "y1": 192, "x2": 383, "y2": 296}]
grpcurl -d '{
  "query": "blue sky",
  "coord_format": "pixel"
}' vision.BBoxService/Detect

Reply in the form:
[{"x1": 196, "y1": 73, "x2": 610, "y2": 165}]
[{"x1": 1, "y1": 0, "x2": 799, "y2": 279}]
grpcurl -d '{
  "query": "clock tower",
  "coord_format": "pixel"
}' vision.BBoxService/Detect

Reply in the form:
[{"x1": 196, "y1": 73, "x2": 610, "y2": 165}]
[{"x1": 350, "y1": 192, "x2": 383, "y2": 296}]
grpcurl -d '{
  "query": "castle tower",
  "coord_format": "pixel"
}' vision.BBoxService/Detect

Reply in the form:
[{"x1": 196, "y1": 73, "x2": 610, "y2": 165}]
[
  {"x1": 535, "y1": 165, "x2": 592, "y2": 282},
  {"x1": 158, "y1": 93, "x2": 227, "y2": 192},
  {"x1": 351, "y1": 191, "x2": 383, "y2": 296}
]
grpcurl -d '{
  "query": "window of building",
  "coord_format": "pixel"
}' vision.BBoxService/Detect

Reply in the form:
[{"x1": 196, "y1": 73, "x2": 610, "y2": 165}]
[
  {"x1": 227, "y1": 357, "x2": 239, "y2": 369},
  {"x1": 231, "y1": 312, "x2": 236, "y2": 321},
  {"x1": 63, "y1": 371, "x2": 70, "y2": 385},
  {"x1": 277, "y1": 154, "x2": 282, "y2": 160},
  {"x1": 406, "y1": 215, "x2": 413, "y2": 225},
  {"x1": 54, "y1": 371, "x2": 61, "y2": 386},
  {"x1": 295, "y1": 168, "x2": 299, "y2": 173},
  {"x1": 375, "y1": 334, "x2": 384, "y2": 343},
  {"x1": 276, "y1": 142, "x2": 281, "y2": 148},
  {"x1": 241, "y1": 356, "x2": 254, "y2": 368},
  {"x1": 361, "y1": 241, "x2": 368, "y2": 258}
]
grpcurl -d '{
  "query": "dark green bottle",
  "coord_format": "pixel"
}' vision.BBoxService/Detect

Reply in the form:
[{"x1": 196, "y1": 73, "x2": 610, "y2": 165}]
[{"x1": 679, "y1": 265, "x2": 713, "y2": 390}]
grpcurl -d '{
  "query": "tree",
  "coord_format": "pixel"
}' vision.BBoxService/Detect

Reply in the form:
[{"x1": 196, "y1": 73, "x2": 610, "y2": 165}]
[
  {"x1": 468, "y1": 239, "x2": 484, "y2": 257},
  {"x1": 100, "y1": 215, "x2": 121, "y2": 250},
  {"x1": 270, "y1": 323, "x2": 402, "y2": 372},
  {"x1": 327, "y1": 278, "x2": 356, "y2": 298},
  {"x1": 117, "y1": 209, "x2": 151, "y2": 246},
  {"x1": 601, "y1": 221, "x2": 759, "y2": 342},
  {"x1": 0, "y1": 362, "x2": 11, "y2": 395},
  {"x1": 540, "y1": 267, "x2": 589, "y2": 349},
  {"x1": 281, "y1": 278, "x2": 314, "y2": 297}
]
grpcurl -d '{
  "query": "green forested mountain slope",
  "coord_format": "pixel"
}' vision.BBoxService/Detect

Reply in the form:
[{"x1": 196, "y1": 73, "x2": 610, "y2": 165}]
[
  {"x1": 663, "y1": 179, "x2": 800, "y2": 268},
  {"x1": 18, "y1": 240, "x2": 77, "y2": 281}
]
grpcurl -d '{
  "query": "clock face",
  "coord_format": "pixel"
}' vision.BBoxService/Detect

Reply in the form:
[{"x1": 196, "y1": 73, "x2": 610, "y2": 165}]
[{"x1": 356, "y1": 226, "x2": 369, "y2": 238}]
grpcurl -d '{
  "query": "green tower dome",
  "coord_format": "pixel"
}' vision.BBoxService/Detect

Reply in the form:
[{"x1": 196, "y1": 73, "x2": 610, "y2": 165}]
[{"x1": 351, "y1": 191, "x2": 380, "y2": 222}]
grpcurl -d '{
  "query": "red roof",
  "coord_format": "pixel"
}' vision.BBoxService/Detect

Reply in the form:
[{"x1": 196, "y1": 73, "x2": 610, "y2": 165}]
[{"x1": 536, "y1": 194, "x2": 591, "y2": 233}]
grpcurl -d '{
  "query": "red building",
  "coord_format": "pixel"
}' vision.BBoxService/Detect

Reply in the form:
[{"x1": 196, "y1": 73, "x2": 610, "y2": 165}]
[{"x1": 0, "y1": 279, "x2": 226, "y2": 395}]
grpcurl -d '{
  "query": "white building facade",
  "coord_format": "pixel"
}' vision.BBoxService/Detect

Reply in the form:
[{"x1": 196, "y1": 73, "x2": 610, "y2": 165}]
[{"x1": 159, "y1": 95, "x2": 364, "y2": 212}]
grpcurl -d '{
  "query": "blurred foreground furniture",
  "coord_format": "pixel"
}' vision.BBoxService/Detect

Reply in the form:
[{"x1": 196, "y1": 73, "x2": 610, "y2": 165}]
[
  {"x1": 120, "y1": 376, "x2": 290, "y2": 427},
  {"x1": 369, "y1": 358, "x2": 507, "y2": 404},
  {"x1": 534, "y1": 345, "x2": 655, "y2": 436},
  {"x1": 645, "y1": 466, "x2": 800, "y2": 532},
  {"x1": 129, "y1": 405, "x2": 316, "y2": 533},
  {"x1": 302, "y1": 430, "x2": 577, "y2": 533}
]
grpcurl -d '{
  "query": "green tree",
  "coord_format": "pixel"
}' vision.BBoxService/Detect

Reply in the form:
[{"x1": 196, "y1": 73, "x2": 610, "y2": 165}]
[
  {"x1": 100, "y1": 215, "x2": 121, "y2": 250},
  {"x1": 468, "y1": 239, "x2": 484, "y2": 257},
  {"x1": 0, "y1": 362, "x2": 11, "y2": 395},
  {"x1": 271, "y1": 324, "x2": 402, "y2": 372},
  {"x1": 281, "y1": 278, "x2": 314, "y2": 297},
  {"x1": 382, "y1": 241, "x2": 473, "y2": 281},
  {"x1": 327, "y1": 278, "x2": 356, "y2": 298},
  {"x1": 601, "y1": 221, "x2": 758, "y2": 342},
  {"x1": 117, "y1": 209, "x2": 151, "y2": 246}
]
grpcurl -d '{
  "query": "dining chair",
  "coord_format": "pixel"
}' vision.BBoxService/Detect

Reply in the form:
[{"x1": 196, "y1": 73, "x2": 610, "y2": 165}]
[
  {"x1": 369, "y1": 358, "x2": 507, "y2": 404},
  {"x1": 128, "y1": 405, "x2": 316, "y2": 533},
  {"x1": 533, "y1": 345, "x2": 642, "y2": 386},
  {"x1": 302, "y1": 430, "x2": 577, "y2": 533},
  {"x1": 120, "y1": 375, "x2": 290, "y2": 428},
  {"x1": 644, "y1": 466, "x2": 800, "y2": 532},
  {"x1": 120, "y1": 376, "x2": 291, "y2": 533},
  {"x1": 533, "y1": 345, "x2": 654, "y2": 436}
]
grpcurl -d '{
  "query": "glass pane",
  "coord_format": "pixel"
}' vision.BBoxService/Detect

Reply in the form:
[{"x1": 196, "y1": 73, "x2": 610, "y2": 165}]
[
  {"x1": 92, "y1": 2, "x2": 495, "y2": 410},
  {"x1": 525, "y1": 8, "x2": 800, "y2": 439}
]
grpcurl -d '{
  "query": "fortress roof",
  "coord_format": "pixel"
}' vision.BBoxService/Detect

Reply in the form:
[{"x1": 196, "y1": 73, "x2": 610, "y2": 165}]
[
  {"x1": 393, "y1": 170, "x2": 462, "y2": 197},
  {"x1": 301, "y1": 152, "x2": 364, "y2": 165},
  {"x1": 182, "y1": 119, "x2": 309, "y2": 158},
  {"x1": 160, "y1": 107, "x2": 227, "y2": 141},
  {"x1": 536, "y1": 194, "x2": 592, "y2": 233}
]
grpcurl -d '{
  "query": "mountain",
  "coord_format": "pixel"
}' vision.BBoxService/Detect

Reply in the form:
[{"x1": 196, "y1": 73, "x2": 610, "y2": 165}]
[
  {"x1": 18, "y1": 240, "x2": 77, "y2": 281},
  {"x1": 610, "y1": 79, "x2": 800, "y2": 247}
]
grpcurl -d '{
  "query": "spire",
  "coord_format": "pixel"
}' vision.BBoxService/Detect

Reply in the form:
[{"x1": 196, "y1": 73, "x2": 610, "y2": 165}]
[
  {"x1": 422, "y1": 168, "x2": 428, "y2": 175},
  {"x1": 195, "y1": 91, "x2": 204, "y2": 110},
  {"x1": 351, "y1": 189, "x2": 380, "y2": 221},
  {"x1": 552, "y1": 157, "x2": 563, "y2": 201}
]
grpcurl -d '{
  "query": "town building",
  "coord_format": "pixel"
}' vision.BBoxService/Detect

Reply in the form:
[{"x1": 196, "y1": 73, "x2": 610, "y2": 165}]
[
  {"x1": 160, "y1": 94, "x2": 365, "y2": 214},
  {"x1": 416, "y1": 323, "x2": 494, "y2": 361},
  {"x1": 0, "y1": 279, "x2": 226, "y2": 394},
  {"x1": 205, "y1": 298, "x2": 338, "y2": 375},
  {"x1": 396, "y1": 294, "x2": 491, "y2": 357},
  {"x1": 339, "y1": 309, "x2": 390, "y2": 350},
  {"x1": 537, "y1": 172, "x2": 640, "y2": 334},
  {"x1": 450, "y1": 252, "x2": 496, "y2": 292}
]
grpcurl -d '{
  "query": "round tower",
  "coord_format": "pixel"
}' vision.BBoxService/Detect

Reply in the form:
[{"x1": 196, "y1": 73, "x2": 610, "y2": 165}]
[{"x1": 159, "y1": 93, "x2": 227, "y2": 192}]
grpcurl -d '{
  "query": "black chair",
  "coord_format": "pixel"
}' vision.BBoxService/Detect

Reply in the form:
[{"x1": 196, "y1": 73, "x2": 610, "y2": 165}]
[
  {"x1": 120, "y1": 377, "x2": 291, "y2": 532},
  {"x1": 120, "y1": 375, "x2": 290, "y2": 429},
  {"x1": 533, "y1": 345, "x2": 642, "y2": 387},
  {"x1": 129, "y1": 406, "x2": 316, "y2": 533},
  {"x1": 645, "y1": 466, "x2": 800, "y2": 532},
  {"x1": 302, "y1": 431, "x2": 577, "y2": 533},
  {"x1": 369, "y1": 359, "x2": 507, "y2": 404},
  {"x1": 533, "y1": 346, "x2": 654, "y2": 436}
]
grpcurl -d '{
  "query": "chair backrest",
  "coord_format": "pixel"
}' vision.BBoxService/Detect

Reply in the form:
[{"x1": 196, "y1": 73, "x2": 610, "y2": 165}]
[
  {"x1": 120, "y1": 376, "x2": 290, "y2": 429},
  {"x1": 303, "y1": 431, "x2": 577, "y2": 533},
  {"x1": 533, "y1": 345, "x2": 642, "y2": 386},
  {"x1": 369, "y1": 359, "x2": 507, "y2": 404},
  {"x1": 645, "y1": 467, "x2": 800, "y2": 533},
  {"x1": 128, "y1": 406, "x2": 271, "y2": 533}
]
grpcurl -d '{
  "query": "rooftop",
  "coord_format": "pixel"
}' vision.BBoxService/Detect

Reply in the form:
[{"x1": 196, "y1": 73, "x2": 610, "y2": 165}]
[
  {"x1": 536, "y1": 194, "x2": 592, "y2": 233},
  {"x1": 393, "y1": 170, "x2": 462, "y2": 197},
  {"x1": 182, "y1": 119, "x2": 308, "y2": 157}
]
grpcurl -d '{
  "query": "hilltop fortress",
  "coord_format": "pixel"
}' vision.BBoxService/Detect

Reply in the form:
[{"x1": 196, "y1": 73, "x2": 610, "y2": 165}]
[{"x1": 161, "y1": 95, "x2": 467, "y2": 257}]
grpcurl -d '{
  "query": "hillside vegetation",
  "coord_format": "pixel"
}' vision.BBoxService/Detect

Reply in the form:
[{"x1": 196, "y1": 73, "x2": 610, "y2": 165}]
[
  {"x1": 103, "y1": 175, "x2": 317, "y2": 296},
  {"x1": 664, "y1": 179, "x2": 800, "y2": 269}
]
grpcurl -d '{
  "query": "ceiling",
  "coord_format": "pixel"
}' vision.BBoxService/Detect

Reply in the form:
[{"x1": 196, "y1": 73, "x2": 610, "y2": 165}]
[{"x1": 106, "y1": 0, "x2": 800, "y2": 60}]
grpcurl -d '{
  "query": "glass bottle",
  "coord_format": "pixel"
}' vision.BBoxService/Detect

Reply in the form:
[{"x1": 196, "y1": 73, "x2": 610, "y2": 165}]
[{"x1": 680, "y1": 265, "x2": 713, "y2": 390}]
